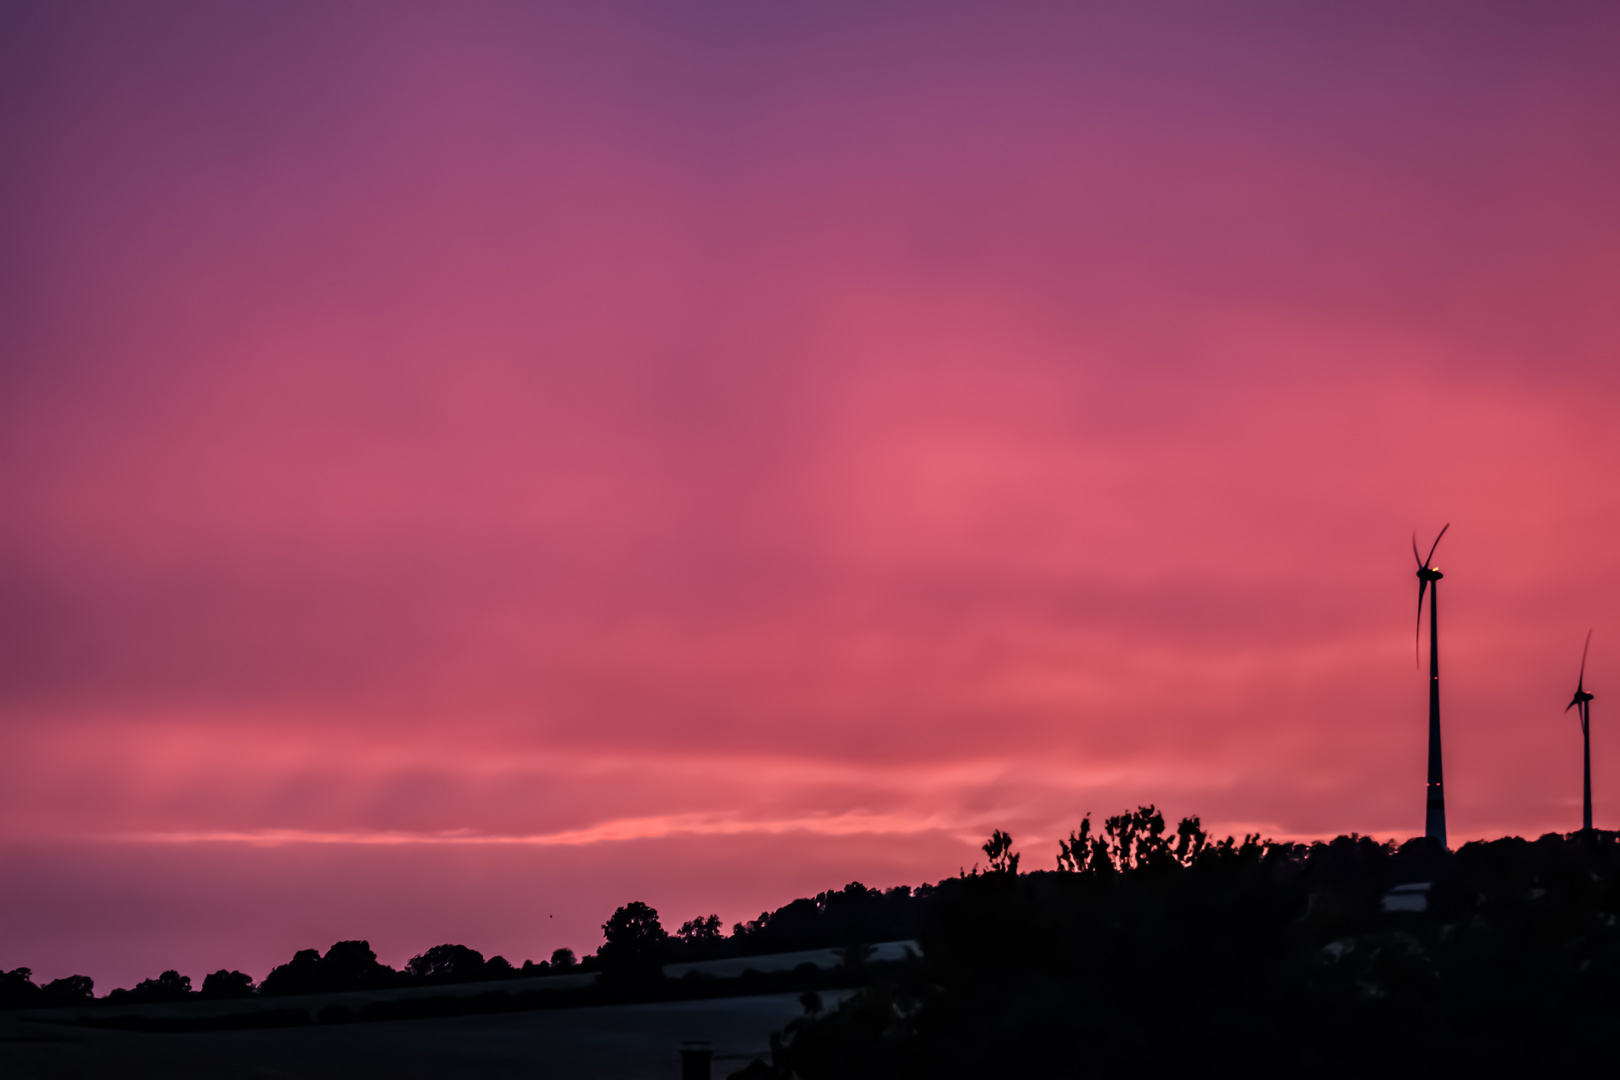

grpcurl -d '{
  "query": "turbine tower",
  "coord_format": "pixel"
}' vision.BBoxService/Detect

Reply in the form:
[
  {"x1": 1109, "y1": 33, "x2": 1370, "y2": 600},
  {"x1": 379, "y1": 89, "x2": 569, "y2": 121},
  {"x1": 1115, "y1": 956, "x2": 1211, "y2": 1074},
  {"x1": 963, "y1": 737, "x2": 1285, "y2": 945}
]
[
  {"x1": 1567, "y1": 630, "x2": 1595, "y2": 832},
  {"x1": 1414, "y1": 525, "x2": 1449, "y2": 848}
]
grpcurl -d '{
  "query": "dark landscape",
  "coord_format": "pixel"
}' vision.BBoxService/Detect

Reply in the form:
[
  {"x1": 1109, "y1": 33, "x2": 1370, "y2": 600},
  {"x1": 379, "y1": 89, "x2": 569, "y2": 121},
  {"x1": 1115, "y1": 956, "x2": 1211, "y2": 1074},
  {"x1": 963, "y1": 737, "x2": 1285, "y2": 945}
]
[
  {"x1": 6, "y1": 2, "x2": 1620, "y2": 1078},
  {"x1": 7, "y1": 810, "x2": 1620, "y2": 1077}
]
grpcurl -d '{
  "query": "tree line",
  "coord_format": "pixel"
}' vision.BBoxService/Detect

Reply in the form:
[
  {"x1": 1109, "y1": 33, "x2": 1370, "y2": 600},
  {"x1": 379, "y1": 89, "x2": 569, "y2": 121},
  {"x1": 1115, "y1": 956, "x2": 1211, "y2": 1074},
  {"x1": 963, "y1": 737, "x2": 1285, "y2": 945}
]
[
  {"x1": 0, "y1": 879, "x2": 923, "y2": 1007},
  {"x1": 762, "y1": 808, "x2": 1620, "y2": 1078},
  {"x1": 14, "y1": 804, "x2": 1620, "y2": 1077}
]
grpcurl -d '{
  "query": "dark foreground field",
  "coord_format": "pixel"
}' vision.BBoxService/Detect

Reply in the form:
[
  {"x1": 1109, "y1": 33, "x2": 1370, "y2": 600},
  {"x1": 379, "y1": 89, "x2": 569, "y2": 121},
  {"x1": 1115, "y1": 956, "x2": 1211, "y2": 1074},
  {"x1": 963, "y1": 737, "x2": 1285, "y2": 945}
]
[
  {"x1": 0, "y1": 945, "x2": 905, "y2": 1079},
  {"x1": 0, "y1": 991, "x2": 834, "y2": 1079}
]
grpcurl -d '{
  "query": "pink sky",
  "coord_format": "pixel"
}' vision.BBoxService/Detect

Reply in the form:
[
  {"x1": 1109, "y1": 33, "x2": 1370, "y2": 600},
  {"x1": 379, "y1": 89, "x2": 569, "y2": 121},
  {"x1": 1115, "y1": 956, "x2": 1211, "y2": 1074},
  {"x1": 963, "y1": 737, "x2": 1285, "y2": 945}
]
[{"x1": 4, "y1": 2, "x2": 1620, "y2": 989}]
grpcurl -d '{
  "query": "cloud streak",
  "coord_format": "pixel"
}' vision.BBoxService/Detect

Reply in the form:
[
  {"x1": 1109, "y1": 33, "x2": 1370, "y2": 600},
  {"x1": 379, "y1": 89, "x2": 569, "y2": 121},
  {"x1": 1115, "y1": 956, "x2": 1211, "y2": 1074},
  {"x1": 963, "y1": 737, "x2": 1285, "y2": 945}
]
[{"x1": 110, "y1": 810, "x2": 974, "y2": 849}]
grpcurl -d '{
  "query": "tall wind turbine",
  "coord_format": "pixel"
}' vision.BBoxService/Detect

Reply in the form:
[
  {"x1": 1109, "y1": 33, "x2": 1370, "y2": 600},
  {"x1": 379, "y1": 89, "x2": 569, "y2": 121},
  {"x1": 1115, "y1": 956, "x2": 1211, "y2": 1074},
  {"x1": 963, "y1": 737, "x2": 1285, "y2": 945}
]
[
  {"x1": 1414, "y1": 525, "x2": 1449, "y2": 847},
  {"x1": 1567, "y1": 630, "x2": 1596, "y2": 832}
]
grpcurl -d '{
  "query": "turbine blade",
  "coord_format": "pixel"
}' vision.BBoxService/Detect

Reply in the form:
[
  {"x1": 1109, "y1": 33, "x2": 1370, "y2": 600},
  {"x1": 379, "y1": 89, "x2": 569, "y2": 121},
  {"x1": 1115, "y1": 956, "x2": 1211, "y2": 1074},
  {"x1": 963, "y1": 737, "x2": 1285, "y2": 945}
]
[
  {"x1": 1579, "y1": 628, "x2": 1592, "y2": 691},
  {"x1": 1412, "y1": 533, "x2": 1423, "y2": 568},
  {"x1": 1424, "y1": 522, "x2": 1450, "y2": 568}
]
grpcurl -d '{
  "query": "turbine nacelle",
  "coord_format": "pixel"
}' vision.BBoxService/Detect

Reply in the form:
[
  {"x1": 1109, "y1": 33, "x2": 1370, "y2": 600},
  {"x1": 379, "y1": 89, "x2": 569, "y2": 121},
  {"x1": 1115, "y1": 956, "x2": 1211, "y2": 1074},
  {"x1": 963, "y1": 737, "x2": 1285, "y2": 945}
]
[
  {"x1": 1568, "y1": 629, "x2": 1594, "y2": 713},
  {"x1": 1412, "y1": 524, "x2": 1449, "y2": 665}
]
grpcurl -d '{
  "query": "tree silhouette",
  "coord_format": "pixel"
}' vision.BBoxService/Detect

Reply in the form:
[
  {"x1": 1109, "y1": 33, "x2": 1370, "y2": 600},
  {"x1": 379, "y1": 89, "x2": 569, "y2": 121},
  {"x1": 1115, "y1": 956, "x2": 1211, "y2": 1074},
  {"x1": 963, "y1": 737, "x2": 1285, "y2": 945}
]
[
  {"x1": 0, "y1": 968, "x2": 40, "y2": 1007},
  {"x1": 260, "y1": 941, "x2": 396, "y2": 995},
  {"x1": 981, "y1": 831, "x2": 1019, "y2": 874},
  {"x1": 598, "y1": 901, "x2": 667, "y2": 984},
  {"x1": 1057, "y1": 806, "x2": 1208, "y2": 873},
  {"x1": 0, "y1": 969, "x2": 94, "y2": 1007},
  {"x1": 320, "y1": 940, "x2": 394, "y2": 990},
  {"x1": 109, "y1": 969, "x2": 192, "y2": 1003},
  {"x1": 677, "y1": 914, "x2": 723, "y2": 944},
  {"x1": 730, "y1": 882, "x2": 923, "y2": 954},
  {"x1": 41, "y1": 974, "x2": 94, "y2": 1004},
  {"x1": 769, "y1": 817, "x2": 1620, "y2": 1076},
  {"x1": 199, "y1": 969, "x2": 254, "y2": 998},
  {"x1": 259, "y1": 949, "x2": 322, "y2": 996},
  {"x1": 405, "y1": 943, "x2": 487, "y2": 984},
  {"x1": 1055, "y1": 815, "x2": 1102, "y2": 873}
]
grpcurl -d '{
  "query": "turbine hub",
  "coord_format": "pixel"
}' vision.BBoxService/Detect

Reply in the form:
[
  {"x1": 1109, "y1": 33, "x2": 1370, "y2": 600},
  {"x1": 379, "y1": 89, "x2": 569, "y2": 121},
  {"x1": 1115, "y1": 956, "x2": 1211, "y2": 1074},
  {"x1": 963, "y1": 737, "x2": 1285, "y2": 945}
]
[{"x1": 1417, "y1": 567, "x2": 1443, "y2": 581}]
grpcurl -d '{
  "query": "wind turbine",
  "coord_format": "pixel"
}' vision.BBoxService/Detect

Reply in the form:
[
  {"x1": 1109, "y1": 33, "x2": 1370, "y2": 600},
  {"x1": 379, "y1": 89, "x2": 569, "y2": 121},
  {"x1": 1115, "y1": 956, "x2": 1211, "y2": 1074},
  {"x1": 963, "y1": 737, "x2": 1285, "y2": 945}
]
[
  {"x1": 1567, "y1": 630, "x2": 1596, "y2": 832},
  {"x1": 1414, "y1": 524, "x2": 1449, "y2": 848}
]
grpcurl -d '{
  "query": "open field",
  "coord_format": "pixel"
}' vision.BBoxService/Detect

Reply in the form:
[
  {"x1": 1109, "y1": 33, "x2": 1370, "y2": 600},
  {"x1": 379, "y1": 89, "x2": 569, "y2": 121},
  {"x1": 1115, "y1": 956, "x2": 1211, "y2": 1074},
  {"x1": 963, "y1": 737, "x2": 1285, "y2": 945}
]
[
  {"x1": 0, "y1": 990, "x2": 843, "y2": 1079},
  {"x1": 0, "y1": 945, "x2": 914, "y2": 1079}
]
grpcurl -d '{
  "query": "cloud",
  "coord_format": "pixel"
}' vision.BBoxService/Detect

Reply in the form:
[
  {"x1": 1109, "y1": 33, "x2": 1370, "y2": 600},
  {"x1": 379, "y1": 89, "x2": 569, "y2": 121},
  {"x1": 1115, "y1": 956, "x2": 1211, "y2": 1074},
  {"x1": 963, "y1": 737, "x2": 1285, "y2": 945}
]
[{"x1": 2, "y1": 0, "x2": 1619, "y2": 987}]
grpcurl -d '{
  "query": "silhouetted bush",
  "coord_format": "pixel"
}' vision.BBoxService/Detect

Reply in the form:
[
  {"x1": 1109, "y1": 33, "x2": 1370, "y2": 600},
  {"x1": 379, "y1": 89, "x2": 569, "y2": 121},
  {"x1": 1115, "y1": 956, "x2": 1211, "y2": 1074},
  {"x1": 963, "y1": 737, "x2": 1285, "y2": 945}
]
[
  {"x1": 107, "y1": 969, "x2": 192, "y2": 1003},
  {"x1": 42, "y1": 973, "x2": 95, "y2": 1004},
  {"x1": 199, "y1": 969, "x2": 255, "y2": 998},
  {"x1": 0, "y1": 968, "x2": 96, "y2": 1008},
  {"x1": 258, "y1": 949, "x2": 321, "y2": 996},
  {"x1": 0, "y1": 967, "x2": 42, "y2": 1008},
  {"x1": 405, "y1": 943, "x2": 488, "y2": 984},
  {"x1": 549, "y1": 947, "x2": 576, "y2": 970},
  {"x1": 321, "y1": 940, "x2": 395, "y2": 989},
  {"x1": 981, "y1": 830, "x2": 1019, "y2": 874},
  {"x1": 677, "y1": 913, "x2": 724, "y2": 945},
  {"x1": 727, "y1": 882, "x2": 923, "y2": 958},
  {"x1": 260, "y1": 941, "x2": 396, "y2": 996}
]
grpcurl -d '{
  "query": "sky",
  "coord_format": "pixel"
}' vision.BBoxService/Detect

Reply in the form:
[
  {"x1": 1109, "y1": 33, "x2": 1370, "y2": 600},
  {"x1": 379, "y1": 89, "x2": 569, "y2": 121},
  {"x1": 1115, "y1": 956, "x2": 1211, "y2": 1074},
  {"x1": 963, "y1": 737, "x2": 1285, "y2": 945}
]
[{"x1": 3, "y1": 1, "x2": 1620, "y2": 991}]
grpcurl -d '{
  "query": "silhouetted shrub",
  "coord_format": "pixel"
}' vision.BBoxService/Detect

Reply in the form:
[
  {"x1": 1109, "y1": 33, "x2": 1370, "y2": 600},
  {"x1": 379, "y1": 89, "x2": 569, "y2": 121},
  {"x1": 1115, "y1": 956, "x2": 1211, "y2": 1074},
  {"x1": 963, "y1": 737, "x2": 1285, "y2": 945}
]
[
  {"x1": 42, "y1": 974, "x2": 95, "y2": 1004},
  {"x1": 406, "y1": 943, "x2": 488, "y2": 984},
  {"x1": 258, "y1": 948, "x2": 321, "y2": 996},
  {"x1": 0, "y1": 967, "x2": 42, "y2": 1007},
  {"x1": 0, "y1": 969, "x2": 97, "y2": 1007},
  {"x1": 549, "y1": 947, "x2": 576, "y2": 970},
  {"x1": 320, "y1": 940, "x2": 395, "y2": 990},
  {"x1": 108, "y1": 969, "x2": 192, "y2": 1003},
  {"x1": 677, "y1": 914, "x2": 724, "y2": 945},
  {"x1": 199, "y1": 969, "x2": 255, "y2": 998},
  {"x1": 260, "y1": 941, "x2": 396, "y2": 996},
  {"x1": 729, "y1": 882, "x2": 923, "y2": 956},
  {"x1": 981, "y1": 830, "x2": 1019, "y2": 874}
]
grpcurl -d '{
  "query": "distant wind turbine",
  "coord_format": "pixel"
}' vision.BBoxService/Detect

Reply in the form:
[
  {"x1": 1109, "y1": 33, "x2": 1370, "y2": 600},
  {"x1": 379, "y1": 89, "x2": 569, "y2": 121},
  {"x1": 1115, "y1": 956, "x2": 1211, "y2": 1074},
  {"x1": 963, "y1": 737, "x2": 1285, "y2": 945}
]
[
  {"x1": 1414, "y1": 524, "x2": 1449, "y2": 848},
  {"x1": 1567, "y1": 630, "x2": 1596, "y2": 832}
]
